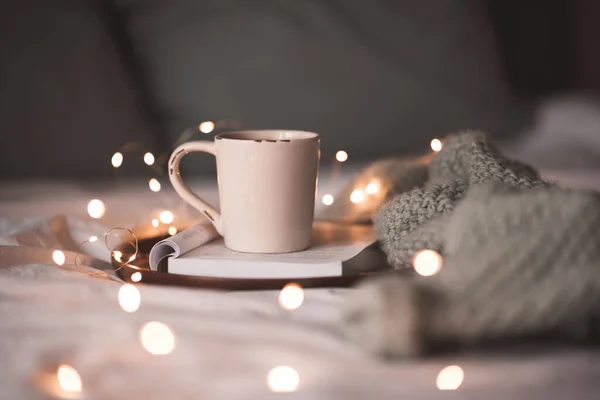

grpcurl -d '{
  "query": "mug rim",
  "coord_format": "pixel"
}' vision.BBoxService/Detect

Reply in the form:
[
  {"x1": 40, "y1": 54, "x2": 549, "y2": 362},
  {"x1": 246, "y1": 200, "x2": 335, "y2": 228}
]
[{"x1": 215, "y1": 130, "x2": 319, "y2": 142}]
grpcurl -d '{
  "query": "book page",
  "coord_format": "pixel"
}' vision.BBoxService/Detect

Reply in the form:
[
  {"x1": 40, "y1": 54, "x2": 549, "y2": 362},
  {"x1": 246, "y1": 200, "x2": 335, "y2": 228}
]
[{"x1": 181, "y1": 221, "x2": 376, "y2": 265}]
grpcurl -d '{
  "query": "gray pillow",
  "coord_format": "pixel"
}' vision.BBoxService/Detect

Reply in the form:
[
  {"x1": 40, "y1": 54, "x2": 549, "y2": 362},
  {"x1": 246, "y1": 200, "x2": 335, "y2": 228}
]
[
  {"x1": 0, "y1": 0, "x2": 160, "y2": 179},
  {"x1": 117, "y1": 0, "x2": 528, "y2": 174}
]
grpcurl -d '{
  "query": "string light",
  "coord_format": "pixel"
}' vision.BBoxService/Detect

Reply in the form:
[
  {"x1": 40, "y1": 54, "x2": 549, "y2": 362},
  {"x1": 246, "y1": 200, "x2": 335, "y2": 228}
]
[
  {"x1": 131, "y1": 272, "x2": 142, "y2": 282},
  {"x1": 267, "y1": 366, "x2": 300, "y2": 393},
  {"x1": 118, "y1": 284, "x2": 141, "y2": 313},
  {"x1": 431, "y1": 138, "x2": 443, "y2": 152},
  {"x1": 322, "y1": 194, "x2": 334, "y2": 206},
  {"x1": 87, "y1": 199, "x2": 106, "y2": 219},
  {"x1": 57, "y1": 365, "x2": 82, "y2": 394},
  {"x1": 139, "y1": 322, "x2": 175, "y2": 355},
  {"x1": 350, "y1": 189, "x2": 365, "y2": 204},
  {"x1": 52, "y1": 250, "x2": 65, "y2": 266},
  {"x1": 151, "y1": 219, "x2": 159, "y2": 228},
  {"x1": 112, "y1": 250, "x2": 122, "y2": 263},
  {"x1": 365, "y1": 182, "x2": 379, "y2": 194},
  {"x1": 159, "y1": 211, "x2": 174, "y2": 224},
  {"x1": 143, "y1": 152, "x2": 155, "y2": 166},
  {"x1": 199, "y1": 121, "x2": 215, "y2": 134},
  {"x1": 412, "y1": 249, "x2": 443, "y2": 276},
  {"x1": 111, "y1": 152, "x2": 123, "y2": 168},
  {"x1": 89, "y1": 236, "x2": 98, "y2": 243},
  {"x1": 335, "y1": 150, "x2": 348, "y2": 162},
  {"x1": 149, "y1": 178, "x2": 161, "y2": 192},
  {"x1": 278, "y1": 283, "x2": 304, "y2": 310},
  {"x1": 168, "y1": 226, "x2": 177, "y2": 236},
  {"x1": 436, "y1": 365, "x2": 464, "y2": 390}
]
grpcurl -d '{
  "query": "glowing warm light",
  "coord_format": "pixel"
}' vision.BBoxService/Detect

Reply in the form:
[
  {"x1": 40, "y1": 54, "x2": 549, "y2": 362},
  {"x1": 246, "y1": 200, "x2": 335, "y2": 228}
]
[
  {"x1": 139, "y1": 322, "x2": 175, "y2": 355},
  {"x1": 57, "y1": 365, "x2": 82, "y2": 393},
  {"x1": 267, "y1": 366, "x2": 300, "y2": 393},
  {"x1": 149, "y1": 178, "x2": 161, "y2": 192},
  {"x1": 436, "y1": 365, "x2": 464, "y2": 391},
  {"x1": 365, "y1": 182, "x2": 379, "y2": 194},
  {"x1": 278, "y1": 283, "x2": 304, "y2": 310},
  {"x1": 159, "y1": 210, "x2": 174, "y2": 224},
  {"x1": 89, "y1": 236, "x2": 98, "y2": 243},
  {"x1": 199, "y1": 121, "x2": 215, "y2": 133},
  {"x1": 112, "y1": 250, "x2": 122, "y2": 263},
  {"x1": 168, "y1": 226, "x2": 177, "y2": 236},
  {"x1": 335, "y1": 150, "x2": 348, "y2": 162},
  {"x1": 143, "y1": 152, "x2": 155, "y2": 166},
  {"x1": 412, "y1": 249, "x2": 443, "y2": 276},
  {"x1": 322, "y1": 194, "x2": 334, "y2": 206},
  {"x1": 350, "y1": 189, "x2": 365, "y2": 204},
  {"x1": 52, "y1": 250, "x2": 66, "y2": 266},
  {"x1": 111, "y1": 152, "x2": 123, "y2": 168},
  {"x1": 431, "y1": 138, "x2": 443, "y2": 152},
  {"x1": 131, "y1": 272, "x2": 142, "y2": 282},
  {"x1": 151, "y1": 219, "x2": 159, "y2": 228},
  {"x1": 118, "y1": 284, "x2": 141, "y2": 313},
  {"x1": 87, "y1": 199, "x2": 106, "y2": 219}
]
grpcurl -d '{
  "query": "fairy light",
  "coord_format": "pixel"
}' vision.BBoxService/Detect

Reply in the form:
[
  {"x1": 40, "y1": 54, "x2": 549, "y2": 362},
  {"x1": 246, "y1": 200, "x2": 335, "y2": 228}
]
[
  {"x1": 413, "y1": 249, "x2": 443, "y2": 276},
  {"x1": 89, "y1": 236, "x2": 98, "y2": 243},
  {"x1": 139, "y1": 322, "x2": 175, "y2": 355},
  {"x1": 278, "y1": 283, "x2": 304, "y2": 310},
  {"x1": 87, "y1": 199, "x2": 106, "y2": 219},
  {"x1": 350, "y1": 189, "x2": 365, "y2": 204},
  {"x1": 57, "y1": 365, "x2": 82, "y2": 394},
  {"x1": 335, "y1": 150, "x2": 348, "y2": 162},
  {"x1": 52, "y1": 250, "x2": 65, "y2": 266},
  {"x1": 112, "y1": 250, "x2": 122, "y2": 263},
  {"x1": 430, "y1": 138, "x2": 443, "y2": 152},
  {"x1": 143, "y1": 152, "x2": 155, "y2": 166},
  {"x1": 168, "y1": 226, "x2": 177, "y2": 236},
  {"x1": 365, "y1": 182, "x2": 379, "y2": 194},
  {"x1": 199, "y1": 121, "x2": 215, "y2": 134},
  {"x1": 111, "y1": 152, "x2": 123, "y2": 168},
  {"x1": 131, "y1": 272, "x2": 142, "y2": 282},
  {"x1": 151, "y1": 219, "x2": 159, "y2": 228},
  {"x1": 149, "y1": 178, "x2": 161, "y2": 192},
  {"x1": 118, "y1": 284, "x2": 141, "y2": 313},
  {"x1": 322, "y1": 194, "x2": 334, "y2": 206},
  {"x1": 159, "y1": 210, "x2": 174, "y2": 224},
  {"x1": 267, "y1": 366, "x2": 300, "y2": 393},
  {"x1": 436, "y1": 365, "x2": 464, "y2": 390}
]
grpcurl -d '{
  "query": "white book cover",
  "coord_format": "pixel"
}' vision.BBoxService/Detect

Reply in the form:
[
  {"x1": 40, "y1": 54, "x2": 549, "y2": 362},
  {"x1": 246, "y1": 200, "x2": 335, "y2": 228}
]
[{"x1": 167, "y1": 221, "x2": 384, "y2": 279}]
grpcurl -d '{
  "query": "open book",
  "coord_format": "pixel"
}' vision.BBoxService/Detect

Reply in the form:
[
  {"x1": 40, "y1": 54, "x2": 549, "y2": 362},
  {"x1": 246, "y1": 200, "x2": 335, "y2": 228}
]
[{"x1": 150, "y1": 221, "x2": 389, "y2": 279}]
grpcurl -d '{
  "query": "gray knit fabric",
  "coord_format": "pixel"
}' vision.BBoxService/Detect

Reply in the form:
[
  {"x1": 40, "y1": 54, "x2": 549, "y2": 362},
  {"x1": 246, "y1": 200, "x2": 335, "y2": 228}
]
[{"x1": 333, "y1": 131, "x2": 600, "y2": 358}]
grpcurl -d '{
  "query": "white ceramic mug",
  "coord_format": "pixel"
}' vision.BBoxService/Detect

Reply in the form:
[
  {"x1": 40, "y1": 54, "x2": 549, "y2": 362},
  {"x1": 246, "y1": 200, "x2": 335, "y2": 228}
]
[{"x1": 169, "y1": 130, "x2": 320, "y2": 253}]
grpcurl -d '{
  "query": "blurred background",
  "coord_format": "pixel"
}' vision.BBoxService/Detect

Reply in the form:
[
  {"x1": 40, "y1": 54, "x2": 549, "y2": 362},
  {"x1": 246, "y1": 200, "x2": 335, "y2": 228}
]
[{"x1": 1, "y1": 0, "x2": 599, "y2": 180}]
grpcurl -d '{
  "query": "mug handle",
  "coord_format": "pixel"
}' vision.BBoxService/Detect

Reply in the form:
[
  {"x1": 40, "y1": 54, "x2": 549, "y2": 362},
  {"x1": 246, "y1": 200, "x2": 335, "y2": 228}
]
[{"x1": 168, "y1": 141, "x2": 223, "y2": 235}]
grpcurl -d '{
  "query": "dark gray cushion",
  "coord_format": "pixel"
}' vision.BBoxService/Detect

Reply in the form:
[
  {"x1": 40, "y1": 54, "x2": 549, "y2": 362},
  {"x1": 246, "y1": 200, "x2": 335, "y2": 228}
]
[
  {"x1": 0, "y1": 0, "x2": 160, "y2": 179},
  {"x1": 117, "y1": 0, "x2": 528, "y2": 175}
]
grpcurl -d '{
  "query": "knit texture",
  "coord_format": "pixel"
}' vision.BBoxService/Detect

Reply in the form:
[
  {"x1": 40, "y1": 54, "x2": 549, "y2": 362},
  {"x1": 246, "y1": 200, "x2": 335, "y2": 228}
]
[{"x1": 334, "y1": 131, "x2": 600, "y2": 358}]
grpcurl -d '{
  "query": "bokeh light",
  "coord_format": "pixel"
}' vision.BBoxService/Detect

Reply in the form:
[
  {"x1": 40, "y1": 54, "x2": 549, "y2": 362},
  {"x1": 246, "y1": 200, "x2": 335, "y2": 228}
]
[
  {"x1": 365, "y1": 182, "x2": 379, "y2": 194},
  {"x1": 199, "y1": 121, "x2": 215, "y2": 134},
  {"x1": 149, "y1": 178, "x2": 161, "y2": 192},
  {"x1": 139, "y1": 322, "x2": 175, "y2": 355},
  {"x1": 322, "y1": 194, "x2": 334, "y2": 206},
  {"x1": 151, "y1": 219, "x2": 159, "y2": 228},
  {"x1": 335, "y1": 150, "x2": 348, "y2": 162},
  {"x1": 131, "y1": 272, "x2": 142, "y2": 282},
  {"x1": 159, "y1": 211, "x2": 174, "y2": 224},
  {"x1": 89, "y1": 236, "x2": 98, "y2": 243},
  {"x1": 412, "y1": 249, "x2": 443, "y2": 276},
  {"x1": 267, "y1": 366, "x2": 300, "y2": 393},
  {"x1": 278, "y1": 283, "x2": 304, "y2": 310},
  {"x1": 57, "y1": 365, "x2": 82, "y2": 394},
  {"x1": 350, "y1": 189, "x2": 365, "y2": 204},
  {"x1": 168, "y1": 226, "x2": 177, "y2": 236},
  {"x1": 52, "y1": 250, "x2": 65, "y2": 266},
  {"x1": 143, "y1": 152, "x2": 155, "y2": 166},
  {"x1": 436, "y1": 365, "x2": 464, "y2": 390},
  {"x1": 111, "y1": 152, "x2": 123, "y2": 168},
  {"x1": 118, "y1": 284, "x2": 141, "y2": 313},
  {"x1": 87, "y1": 199, "x2": 106, "y2": 219},
  {"x1": 431, "y1": 138, "x2": 443, "y2": 152}
]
